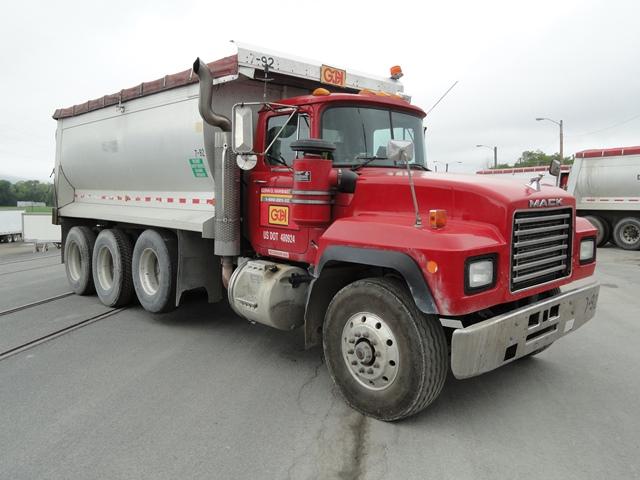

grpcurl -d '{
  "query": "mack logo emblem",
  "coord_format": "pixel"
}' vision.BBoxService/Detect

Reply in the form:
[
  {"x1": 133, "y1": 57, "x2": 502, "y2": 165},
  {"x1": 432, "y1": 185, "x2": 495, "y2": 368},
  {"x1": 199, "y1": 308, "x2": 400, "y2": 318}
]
[{"x1": 529, "y1": 198, "x2": 563, "y2": 208}]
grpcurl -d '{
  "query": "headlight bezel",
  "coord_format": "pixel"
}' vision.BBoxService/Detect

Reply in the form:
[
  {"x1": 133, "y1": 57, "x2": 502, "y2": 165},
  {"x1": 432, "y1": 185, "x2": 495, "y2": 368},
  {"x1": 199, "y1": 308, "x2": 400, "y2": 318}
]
[
  {"x1": 579, "y1": 237, "x2": 596, "y2": 265},
  {"x1": 464, "y1": 253, "x2": 498, "y2": 295}
]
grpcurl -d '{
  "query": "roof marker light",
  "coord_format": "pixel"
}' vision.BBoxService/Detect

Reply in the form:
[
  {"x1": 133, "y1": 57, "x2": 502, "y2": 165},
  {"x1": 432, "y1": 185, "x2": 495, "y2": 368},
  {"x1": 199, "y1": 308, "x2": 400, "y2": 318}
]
[
  {"x1": 390, "y1": 65, "x2": 403, "y2": 80},
  {"x1": 312, "y1": 88, "x2": 331, "y2": 96},
  {"x1": 429, "y1": 209, "x2": 447, "y2": 229}
]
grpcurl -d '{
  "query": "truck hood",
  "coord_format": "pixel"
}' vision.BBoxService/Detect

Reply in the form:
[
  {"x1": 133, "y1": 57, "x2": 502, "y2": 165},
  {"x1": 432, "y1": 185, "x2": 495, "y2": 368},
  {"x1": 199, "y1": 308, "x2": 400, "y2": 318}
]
[{"x1": 340, "y1": 168, "x2": 576, "y2": 234}]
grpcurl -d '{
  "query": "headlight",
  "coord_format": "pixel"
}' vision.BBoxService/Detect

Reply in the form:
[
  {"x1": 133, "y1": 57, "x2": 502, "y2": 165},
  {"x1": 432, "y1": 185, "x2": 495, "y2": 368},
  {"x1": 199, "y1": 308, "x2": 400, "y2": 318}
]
[
  {"x1": 579, "y1": 237, "x2": 596, "y2": 264},
  {"x1": 465, "y1": 254, "x2": 497, "y2": 294}
]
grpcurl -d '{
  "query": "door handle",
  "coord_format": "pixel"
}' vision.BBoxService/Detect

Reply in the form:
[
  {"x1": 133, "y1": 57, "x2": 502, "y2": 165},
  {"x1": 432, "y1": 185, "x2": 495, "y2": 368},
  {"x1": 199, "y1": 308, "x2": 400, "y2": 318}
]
[{"x1": 253, "y1": 180, "x2": 268, "y2": 184}]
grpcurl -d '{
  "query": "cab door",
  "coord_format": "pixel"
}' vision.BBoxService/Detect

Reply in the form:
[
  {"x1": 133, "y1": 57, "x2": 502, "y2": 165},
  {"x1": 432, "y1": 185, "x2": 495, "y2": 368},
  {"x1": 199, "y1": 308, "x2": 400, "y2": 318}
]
[{"x1": 246, "y1": 112, "x2": 311, "y2": 261}]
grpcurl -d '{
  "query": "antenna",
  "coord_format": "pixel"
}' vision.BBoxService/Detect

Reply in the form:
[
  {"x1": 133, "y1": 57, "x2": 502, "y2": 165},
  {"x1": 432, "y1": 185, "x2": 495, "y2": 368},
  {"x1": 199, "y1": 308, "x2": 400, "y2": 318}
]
[{"x1": 425, "y1": 80, "x2": 458, "y2": 117}]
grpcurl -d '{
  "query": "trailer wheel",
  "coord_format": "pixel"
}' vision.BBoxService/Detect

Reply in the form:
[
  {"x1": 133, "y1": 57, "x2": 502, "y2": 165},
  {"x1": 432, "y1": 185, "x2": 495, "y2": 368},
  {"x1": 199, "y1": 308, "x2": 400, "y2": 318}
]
[
  {"x1": 583, "y1": 215, "x2": 610, "y2": 247},
  {"x1": 613, "y1": 217, "x2": 640, "y2": 250},
  {"x1": 64, "y1": 226, "x2": 96, "y2": 295},
  {"x1": 92, "y1": 229, "x2": 134, "y2": 307},
  {"x1": 132, "y1": 229, "x2": 177, "y2": 313},
  {"x1": 323, "y1": 277, "x2": 448, "y2": 421}
]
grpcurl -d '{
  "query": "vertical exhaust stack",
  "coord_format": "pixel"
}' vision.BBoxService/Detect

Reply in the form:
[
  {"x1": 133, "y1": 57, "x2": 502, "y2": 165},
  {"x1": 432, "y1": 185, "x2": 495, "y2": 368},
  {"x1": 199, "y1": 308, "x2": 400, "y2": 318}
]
[{"x1": 193, "y1": 58, "x2": 240, "y2": 287}]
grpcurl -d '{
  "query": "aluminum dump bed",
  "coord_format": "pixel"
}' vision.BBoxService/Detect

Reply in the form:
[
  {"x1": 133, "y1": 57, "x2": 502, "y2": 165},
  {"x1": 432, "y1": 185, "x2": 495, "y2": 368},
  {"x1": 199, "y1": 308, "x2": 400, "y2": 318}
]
[{"x1": 53, "y1": 42, "x2": 405, "y2": 236}]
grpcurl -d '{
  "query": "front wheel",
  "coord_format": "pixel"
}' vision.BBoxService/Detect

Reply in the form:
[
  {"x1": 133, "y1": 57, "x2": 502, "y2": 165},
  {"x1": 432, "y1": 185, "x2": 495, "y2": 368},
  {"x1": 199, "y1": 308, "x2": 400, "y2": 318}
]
[{"x1": 323, "y1": 277, "x2": 448, "y2": 422}]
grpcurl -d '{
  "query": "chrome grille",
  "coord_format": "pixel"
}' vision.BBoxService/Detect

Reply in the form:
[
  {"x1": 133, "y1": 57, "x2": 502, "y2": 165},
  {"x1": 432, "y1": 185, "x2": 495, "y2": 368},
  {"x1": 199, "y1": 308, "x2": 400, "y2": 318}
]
[{"x1": 511, "y1": 208, "x2": 572, "y2": 291}]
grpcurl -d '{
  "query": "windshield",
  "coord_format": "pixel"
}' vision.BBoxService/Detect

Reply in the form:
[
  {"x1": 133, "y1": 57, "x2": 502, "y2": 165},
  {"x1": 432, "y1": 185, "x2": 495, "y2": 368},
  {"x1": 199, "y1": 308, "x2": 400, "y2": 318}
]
[{"x1": 321, "y1": 106, "x2": 426, "y2": 167}]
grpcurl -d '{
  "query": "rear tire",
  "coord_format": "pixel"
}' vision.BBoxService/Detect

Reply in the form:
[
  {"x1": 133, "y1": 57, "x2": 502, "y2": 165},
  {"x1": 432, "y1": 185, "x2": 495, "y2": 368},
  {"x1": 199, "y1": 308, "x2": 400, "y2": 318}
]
[
  {"x1": 613, "y1": 217, "x2": 640, "y2": 250},
  {"x1": 64, "y1": 226, "x2": 96, "y2": 295},
  {"x1": 323, "y1": 277, "x2": 448, "y2": 421},
  {"x1": 92, "y1": 229, "x2": 134, "y2": 307},
  {"x1": 132, "y1": 229, "x2": 177, "y2": 313},
  {"x1": 583, "y1": 215, "x2": 610, "y2": 247}
]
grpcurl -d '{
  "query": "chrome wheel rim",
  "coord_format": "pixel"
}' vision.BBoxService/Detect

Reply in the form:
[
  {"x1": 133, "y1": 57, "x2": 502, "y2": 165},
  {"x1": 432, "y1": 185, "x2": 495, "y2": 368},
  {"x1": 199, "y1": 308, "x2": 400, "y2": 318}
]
[
  {"x1": 621, "y1": 224, "x2": 639, "y2": 245},
  {"x1": 67, "y1": 241, "x2": 82, "y2": 282},
  {"x1": 341, "y1": 312, "x2": 399, "y2": 391},
  {"x1": 96, "y1": 245, "x2": 115, "y2": 291},
  {"x1": 139, "y1": 248, "x2": 160, "y2": 296}
]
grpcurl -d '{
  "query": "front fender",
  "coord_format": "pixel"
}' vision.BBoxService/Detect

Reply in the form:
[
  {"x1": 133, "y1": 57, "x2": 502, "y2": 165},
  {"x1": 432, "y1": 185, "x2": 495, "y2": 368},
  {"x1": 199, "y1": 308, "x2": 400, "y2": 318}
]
[
  {"x1": 315, "y1": 215, "x2": 507, "y2": 316},
  {"x1": 316, "y1": 246, "x2": 438, "y2": 314}
]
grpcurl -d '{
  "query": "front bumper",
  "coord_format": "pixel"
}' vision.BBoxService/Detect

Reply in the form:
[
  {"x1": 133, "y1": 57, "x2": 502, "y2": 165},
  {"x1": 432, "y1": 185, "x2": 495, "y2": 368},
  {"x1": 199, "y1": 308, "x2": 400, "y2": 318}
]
[{"x1": 451, "y1": 282, "x2": 600, "y2": 379}]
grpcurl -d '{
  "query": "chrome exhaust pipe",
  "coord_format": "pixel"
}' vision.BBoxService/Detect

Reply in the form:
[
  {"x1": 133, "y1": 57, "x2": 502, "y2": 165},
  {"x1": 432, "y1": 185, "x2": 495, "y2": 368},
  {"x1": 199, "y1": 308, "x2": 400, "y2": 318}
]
[{"x1": 193, "y1": 58, "x2": 239, "y2": 286}]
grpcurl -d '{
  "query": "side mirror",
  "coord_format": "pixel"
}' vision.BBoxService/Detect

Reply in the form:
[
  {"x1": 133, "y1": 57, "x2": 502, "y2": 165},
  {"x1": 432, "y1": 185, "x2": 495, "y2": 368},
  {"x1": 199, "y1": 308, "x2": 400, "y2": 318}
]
[
  {"x1": 387, "y1": 140, "x2": 414, "y2": 164},
  {"x1": 549, "y1": 158, "x2": 561, "y2": 177},
  {"x1": 232, "y1": 105, "x2": 254, "y2": 154}
]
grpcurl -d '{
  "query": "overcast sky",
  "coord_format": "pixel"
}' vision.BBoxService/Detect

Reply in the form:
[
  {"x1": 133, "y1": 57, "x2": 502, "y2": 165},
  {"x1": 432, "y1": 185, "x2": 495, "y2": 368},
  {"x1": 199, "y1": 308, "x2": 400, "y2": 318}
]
[{"x1": 0, "y1": 0, "x2": 638, "y2": 180}]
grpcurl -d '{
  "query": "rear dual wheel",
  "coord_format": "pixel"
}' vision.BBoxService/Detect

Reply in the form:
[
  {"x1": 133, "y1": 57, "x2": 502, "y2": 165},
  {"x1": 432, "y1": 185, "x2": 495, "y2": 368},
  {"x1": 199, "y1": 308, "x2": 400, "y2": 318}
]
[
  {"x1": 64, "y1": 226, "x2": 177, "y2": 312},
  {"x1": 131, "y1": 229, "x2": 177, "y2": 313},
  {"x1": 323, "y1": 277, "x2": 448, "y2": 422},
  {"x1": 65, "y1": 226, "x2": 97, "y2": 295},
  {"x1": 613, "y1": 217, "x2": 640, "y2": 250},
  {"x1": 92, "y1": 229, "x2": 134, "y2": 307}
]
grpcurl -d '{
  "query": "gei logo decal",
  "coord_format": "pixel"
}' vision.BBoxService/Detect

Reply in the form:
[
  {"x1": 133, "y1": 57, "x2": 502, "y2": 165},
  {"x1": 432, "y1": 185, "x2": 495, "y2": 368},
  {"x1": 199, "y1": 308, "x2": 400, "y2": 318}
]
[
  {"x1": 321, "y1": 65, "x2": 346, "y2": 87},
  {"x1": 268, "y1": 205, "x2": 289, "y2": 226}
]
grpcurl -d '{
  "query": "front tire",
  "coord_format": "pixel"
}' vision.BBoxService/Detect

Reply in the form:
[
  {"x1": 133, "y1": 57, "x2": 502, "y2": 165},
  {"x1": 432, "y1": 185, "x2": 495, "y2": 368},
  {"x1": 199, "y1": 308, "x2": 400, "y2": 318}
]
[
  {"x1": 64, "y1": 226, "x2": 96, "y2": 295},
  {"x1": 323, "y1": 277, "x2": 448, "y2": 421},
  {"x1": 92, "y1": 229, "x2": 134, "y2": 307},
  {"x1": 132, "y1": 229, "x2": 177, "y2": 313}
]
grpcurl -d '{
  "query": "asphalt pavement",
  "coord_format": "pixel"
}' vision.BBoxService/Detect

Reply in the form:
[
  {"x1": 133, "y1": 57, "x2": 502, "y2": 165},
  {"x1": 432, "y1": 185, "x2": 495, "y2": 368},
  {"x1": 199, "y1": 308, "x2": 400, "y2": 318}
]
[{"x1": 0, "y1": 242, "x2": 638, "y2": 480}]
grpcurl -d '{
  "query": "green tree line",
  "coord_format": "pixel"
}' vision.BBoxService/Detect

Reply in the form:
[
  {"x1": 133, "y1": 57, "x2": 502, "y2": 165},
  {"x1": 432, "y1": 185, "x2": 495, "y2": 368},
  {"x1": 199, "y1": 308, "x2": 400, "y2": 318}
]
[
  {"x1": 0, "y1": 180, "x2": 54, "y2": 206},
  {"x1": 491, "y1": 150, "x2": 574, "y2": 169}
]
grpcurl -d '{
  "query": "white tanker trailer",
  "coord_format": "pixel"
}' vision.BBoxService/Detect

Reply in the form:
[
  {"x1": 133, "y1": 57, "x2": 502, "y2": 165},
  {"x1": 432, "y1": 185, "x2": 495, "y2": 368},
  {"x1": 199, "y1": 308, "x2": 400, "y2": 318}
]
[{"x1": 567, "y1": 146, "x2": 640, "y2": 250}]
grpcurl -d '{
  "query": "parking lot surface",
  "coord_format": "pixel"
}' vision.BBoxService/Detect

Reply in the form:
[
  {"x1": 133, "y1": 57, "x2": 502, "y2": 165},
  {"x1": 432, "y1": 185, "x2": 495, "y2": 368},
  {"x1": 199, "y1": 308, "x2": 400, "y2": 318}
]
[{"x1": 0, "y1": 243, "x2": 638, "y2": 480}]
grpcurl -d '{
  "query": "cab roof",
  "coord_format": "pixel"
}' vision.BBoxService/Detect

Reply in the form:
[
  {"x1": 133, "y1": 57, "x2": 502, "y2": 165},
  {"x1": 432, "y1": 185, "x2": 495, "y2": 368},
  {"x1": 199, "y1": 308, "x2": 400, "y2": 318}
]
[{"x1": 276, "y1": 93, "x2": 425, "y2": 117}]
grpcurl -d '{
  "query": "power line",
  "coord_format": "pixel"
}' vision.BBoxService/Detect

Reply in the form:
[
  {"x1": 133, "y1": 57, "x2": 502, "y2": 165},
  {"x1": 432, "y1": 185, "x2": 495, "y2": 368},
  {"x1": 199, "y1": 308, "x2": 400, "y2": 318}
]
[{"x1": 566, "y1": 113, "x2": 640, "y2": 138}]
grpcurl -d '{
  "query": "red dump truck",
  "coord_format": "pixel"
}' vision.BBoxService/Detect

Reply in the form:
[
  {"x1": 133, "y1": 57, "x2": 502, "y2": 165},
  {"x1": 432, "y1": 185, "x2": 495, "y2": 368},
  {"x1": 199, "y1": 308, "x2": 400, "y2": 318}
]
[{"x1": 53, "y1": 43, "x2": 600, "y2": 420}]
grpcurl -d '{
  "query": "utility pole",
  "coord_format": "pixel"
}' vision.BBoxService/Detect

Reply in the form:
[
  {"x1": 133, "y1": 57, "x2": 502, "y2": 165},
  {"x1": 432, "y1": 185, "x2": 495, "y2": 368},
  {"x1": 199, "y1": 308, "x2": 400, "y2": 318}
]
[
  {"x1": 535, "y1": 117, "x2": 564, "y2": 186},
  {"x1": 476, "y1": 145, "x2": 498, "y2": 168},
  {"x1": 559, "y1": 119, "x2": 564, "y2": 167}
]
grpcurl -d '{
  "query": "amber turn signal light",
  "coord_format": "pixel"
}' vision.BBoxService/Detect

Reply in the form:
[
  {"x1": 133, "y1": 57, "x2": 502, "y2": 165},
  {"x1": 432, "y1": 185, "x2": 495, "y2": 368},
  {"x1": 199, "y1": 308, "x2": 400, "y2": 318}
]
[
  {"x1": 429, "y1": 209, "x2": 447, "y2": 229},
  {"x1": 390, "y1": 65, "x2": 403, "y2": 80}
]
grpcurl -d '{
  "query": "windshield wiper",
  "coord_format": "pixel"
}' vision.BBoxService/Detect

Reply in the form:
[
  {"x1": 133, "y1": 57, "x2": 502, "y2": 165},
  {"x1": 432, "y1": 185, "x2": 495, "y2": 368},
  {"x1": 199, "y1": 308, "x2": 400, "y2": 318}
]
[
  {"x1": 391, "y1": 159, "x2": 429, "y2": 171},
  {"x1": 406, "y1": 163, "x2": 429, "y2": 171},
  {"x1": 351, "y1": 155, "x2": 387, "y2": 171}
]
